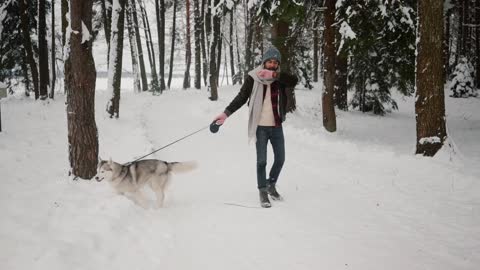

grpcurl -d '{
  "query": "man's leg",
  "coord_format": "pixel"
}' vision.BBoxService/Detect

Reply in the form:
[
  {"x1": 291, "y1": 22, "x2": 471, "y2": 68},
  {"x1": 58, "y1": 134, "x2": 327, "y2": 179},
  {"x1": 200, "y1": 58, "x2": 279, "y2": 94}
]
[
  {"x1": 256, "y1": 126, "x2": 271, "y2": 208},
  {"x1": 268, "y1": 126, "x2": 285, "y2": 200},
  {"x1": 256, "y1": 126, "x2": 269, "y2": 189},
  {"x1": 269, "y1": 126, "x2": 285, "y2": 184}
]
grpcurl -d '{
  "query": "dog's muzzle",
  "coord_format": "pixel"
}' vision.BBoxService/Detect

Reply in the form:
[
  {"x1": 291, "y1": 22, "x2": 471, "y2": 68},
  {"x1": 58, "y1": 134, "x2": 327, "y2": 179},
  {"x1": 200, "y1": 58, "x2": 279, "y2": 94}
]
[{"x1": 95, "y1": 176, "x2": 104, "y2": 182}]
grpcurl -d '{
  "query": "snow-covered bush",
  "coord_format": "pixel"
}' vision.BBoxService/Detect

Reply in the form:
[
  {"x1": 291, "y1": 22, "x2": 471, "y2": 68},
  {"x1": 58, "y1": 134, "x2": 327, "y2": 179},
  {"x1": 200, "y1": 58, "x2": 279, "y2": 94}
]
[{"x1": 449, "y1": 57, "x2": 478, "y2": 98}]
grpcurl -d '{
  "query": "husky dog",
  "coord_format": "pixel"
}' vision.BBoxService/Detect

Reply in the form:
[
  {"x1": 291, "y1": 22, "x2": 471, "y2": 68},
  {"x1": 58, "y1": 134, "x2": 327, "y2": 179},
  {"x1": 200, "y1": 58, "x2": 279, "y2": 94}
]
[{"x1": 96, "y1": 158, "x2": 197, "y2": 208}]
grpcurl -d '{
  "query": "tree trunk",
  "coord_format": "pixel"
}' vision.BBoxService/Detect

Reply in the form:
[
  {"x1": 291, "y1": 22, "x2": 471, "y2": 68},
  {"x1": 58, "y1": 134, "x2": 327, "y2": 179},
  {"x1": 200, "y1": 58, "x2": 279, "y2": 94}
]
[
  {"x1": 130, "y1": 0, "x2": 148, "y2": 91},
  {"x1": 444, "y1": 6, "x2": 451, "y2": 81},
  {"x1": 50, "y1": 0, "x2": 56, "y2": 99},
  {"x1": 335, "y1": 54, "x2": 348, "y2": 111},
  {"x1": 476, "y1": 0, "x2": 480, "y2": 87},
  {"x1": 107, "y1": 0, "x2": 126, "y2": 118},
  {"x1": 229, "y1": 9, "x2": 236, "y2": 85},
  {"x1": 139, "y1": 0, "x2": 159, "y2": 91},
  {"x1": 322, "y1": 0, "x2": 336, "y2": 132},
  {"x1": 271, "y1": 20, "x2": 290, "y2": 72},
  {"x1": 101, "y1": 0, "x2": 112, "y2": 64},
  {"x1": 183, "y1": 0, "x2": 192, "y2": 89},
  {"x1": 19, "y1": 0, "x2": 39, "y2": 99},
  {"x1": 156, "y1": 0, "x2": 166, "y2": 92},
  {"x1": 193, "y1": 0, "x2": 202, "y2": 89},
  {"x1": 62, "y1": 0, "x2": 68, "y2": 47},
  {"x1": 244, "y1": 8, "x2": 255, "y2": 73},
  {"x1": 463, "y1": 0, "x2": 470, "y2": 55},
  {"x1": 126, "y1": 0, "x2": 141, "y2": 93},
  {"x1": 167, "y1": 0, "x2": 177, "y2": 89},
  {"x1": 208, "y1": 0, "x2": 220, "y2": 100},
  {"x1": 234, "y1": 12, "x2": 242, "y2": 84},
  {"x1": 335, "y1": 31, "x2": 348, "y2": 110},
  {"x1": 200, "y1": 0, "x2": 208, "y2": 86},
  {"x1": 21, "y1": 47, "x2": 31, "y2": 96},
  {"x1": 313, "y1": 16, "x2": 320, "y2": 82},
  {"x1": 65, "y1": 0, "x2": 99, "y2": 179},
  {"x1": 415, "y1": 0, "x2": 447, "y2": 156},
  {"x1": 38, "y1": 0, "x2": 50, "y2": 100},
  {"x1": 215, "y1": 9, "x2": 223, "y2": 86},
  {"x1": 253, "y1": 17, "x2": 263, "y2": 66}
]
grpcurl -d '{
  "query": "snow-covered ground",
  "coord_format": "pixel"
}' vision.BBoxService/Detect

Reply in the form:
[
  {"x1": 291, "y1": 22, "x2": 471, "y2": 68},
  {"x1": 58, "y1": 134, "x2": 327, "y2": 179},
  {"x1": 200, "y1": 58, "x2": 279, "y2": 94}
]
[{"x1": 0, "y1": 77, "x2": 479, "y2": 270}]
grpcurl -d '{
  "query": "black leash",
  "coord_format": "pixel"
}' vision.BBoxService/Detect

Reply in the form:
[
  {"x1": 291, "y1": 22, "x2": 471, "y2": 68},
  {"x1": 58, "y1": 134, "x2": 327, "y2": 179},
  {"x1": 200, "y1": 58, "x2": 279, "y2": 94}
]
[
  {"x1": 73, "y1": 122, "x2": 219, "y2": 180},
  {"x1": 124, "y1": 124, "x2": 211, "y2": 165}
]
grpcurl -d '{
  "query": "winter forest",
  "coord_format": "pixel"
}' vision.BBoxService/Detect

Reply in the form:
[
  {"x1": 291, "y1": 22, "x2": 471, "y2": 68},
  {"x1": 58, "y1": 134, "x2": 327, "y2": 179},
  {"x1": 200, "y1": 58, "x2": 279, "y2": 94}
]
[{"x1": 1, "y1": 0, "x2": 480, "y2": 269}]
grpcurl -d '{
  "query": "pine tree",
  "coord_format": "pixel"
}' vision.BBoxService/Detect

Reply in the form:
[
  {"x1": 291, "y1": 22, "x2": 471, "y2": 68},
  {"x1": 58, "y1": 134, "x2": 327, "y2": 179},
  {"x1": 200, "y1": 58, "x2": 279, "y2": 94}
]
[
  {"x1": 415, "y1": 0, "x2": 447, "y2": 156},
  {"x1": 38, "y1": 0, "x2": 50, "y2": 100},
  {"x1": 65, "y1": 0, "x2": 99, "y2": 179},
  {"x1": 322, "y1": 0, "x2": 336, "y2": 132}
]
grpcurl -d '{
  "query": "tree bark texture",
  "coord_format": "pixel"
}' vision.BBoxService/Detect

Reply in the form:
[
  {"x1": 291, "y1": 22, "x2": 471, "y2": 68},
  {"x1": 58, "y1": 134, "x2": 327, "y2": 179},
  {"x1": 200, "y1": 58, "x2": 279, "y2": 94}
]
[
  {"x1": 183, "y1": 0, "x2": 192, "y2": 89},
  {"x1": 208, "y1": 0, "x2": 220, "y2": 100},
  {"x1": 322, "y1": 0, "x2": 337, "y2": 132},
  {"x1": 168, "y1": 0, "x2": 177, "y2": 89},
  {"x1": 65, "y1": 0, "x2": 99, "y2": 179},
  {"x1": 19, "y1": 0, "x2": 39, "y2": 99},
  {"x1": 193, "y1": 0, "x2": 202, "y2": 89},
  {"x1": 130, "y1": 0, "x2": 148, "y2": 91},
  {"x1": 107, "y1": 0, "x2": 126, "y2": 118},
  {"x1": 156, "y1": 0, "x2": 166, "y2": 92},
  {"x1": 126, "y1": 0, "x2": 141, "y2": 93},
  {"x1": 415, "y1": 0, "x2": 447, "y2": 156},
  {"x1": 51, "y1": 0, "x2": 56, "y2": 99},
  {"x1": 229, "y1": 9, "x2": 236, "y2": 85},
  {"x1": 38, "y1": 0, "x2": 50, "y2": 99}
]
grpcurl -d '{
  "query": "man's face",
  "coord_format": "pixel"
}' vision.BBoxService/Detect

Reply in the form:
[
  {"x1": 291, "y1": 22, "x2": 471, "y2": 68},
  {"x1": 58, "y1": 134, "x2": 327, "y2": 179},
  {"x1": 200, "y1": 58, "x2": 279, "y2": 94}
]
[{"x1": 264, "y1": 59, "x2": 279, "y2": 71}]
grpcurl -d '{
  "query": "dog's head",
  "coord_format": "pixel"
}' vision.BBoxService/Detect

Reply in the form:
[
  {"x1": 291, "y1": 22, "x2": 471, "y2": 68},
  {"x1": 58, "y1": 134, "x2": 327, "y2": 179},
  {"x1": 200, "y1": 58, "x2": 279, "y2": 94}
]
[{"x1": 95, "y1": 158, "x2": 114, "y2": 182}]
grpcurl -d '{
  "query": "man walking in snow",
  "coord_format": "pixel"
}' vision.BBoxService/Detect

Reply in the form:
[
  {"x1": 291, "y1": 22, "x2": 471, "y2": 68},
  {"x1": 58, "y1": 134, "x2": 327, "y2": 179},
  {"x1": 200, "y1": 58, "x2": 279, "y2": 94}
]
[{"x1": 213, "y1": 46, "x2": 298, "y2": 208}]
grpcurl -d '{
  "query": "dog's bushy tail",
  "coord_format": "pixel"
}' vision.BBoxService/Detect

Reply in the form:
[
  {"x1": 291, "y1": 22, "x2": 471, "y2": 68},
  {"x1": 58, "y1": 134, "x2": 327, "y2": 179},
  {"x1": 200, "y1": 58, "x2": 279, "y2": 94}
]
[{"x1": 167, "y1": 161, "x2": 197, "y2": 174}]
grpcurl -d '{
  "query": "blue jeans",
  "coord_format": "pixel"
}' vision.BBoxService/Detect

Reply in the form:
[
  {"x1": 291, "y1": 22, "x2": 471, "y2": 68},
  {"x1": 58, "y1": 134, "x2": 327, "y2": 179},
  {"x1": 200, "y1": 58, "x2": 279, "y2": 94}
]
[{"x1": 256, "y1": 126, "x2": 285, "y2": 189}]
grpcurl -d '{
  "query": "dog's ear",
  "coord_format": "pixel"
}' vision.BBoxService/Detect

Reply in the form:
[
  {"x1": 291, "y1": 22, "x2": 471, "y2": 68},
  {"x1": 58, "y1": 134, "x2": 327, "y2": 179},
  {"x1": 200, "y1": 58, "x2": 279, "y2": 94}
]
[{"x1": 98, "y1": 156, "x2": 103, "y2": 163}]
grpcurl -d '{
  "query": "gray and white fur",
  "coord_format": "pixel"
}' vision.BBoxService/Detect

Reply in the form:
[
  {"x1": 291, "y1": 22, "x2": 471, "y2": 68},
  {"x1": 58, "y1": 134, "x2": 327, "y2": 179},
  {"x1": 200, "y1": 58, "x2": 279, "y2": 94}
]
[{"x1": 96, "y1": 158, "x2": 197, "y2": 209}]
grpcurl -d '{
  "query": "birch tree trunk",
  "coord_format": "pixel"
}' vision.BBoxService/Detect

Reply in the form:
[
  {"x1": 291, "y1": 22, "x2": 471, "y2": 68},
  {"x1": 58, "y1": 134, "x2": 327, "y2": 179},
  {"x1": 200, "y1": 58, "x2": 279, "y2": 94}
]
[
  {"x1": 126, "y1": 0, "x2": 141, "y2": 93},
  {"x1": 107, "y1": 0, "x2": 126, "y2": 118},
  {"x1": 415, "y1": 0, "x2": 447, "y2": 156},
  {"x1": 19, "y1": 0, "x2": 39, "y2": 99},
  {"x1": 183, "y1": 0, "x2": 192, "y2": 89},
  {"x1": 130, "y1": 0, "x2": 148, "y2": 91},
  {"x1": 322, "y1": 0, "x2": 337, "y2": 132},
  {"x1": 139, "y1": 0, "x2": 159, "y2": 91},
  {"x1": 65, "y1": 0, "x2": 98, "y2": 179}
]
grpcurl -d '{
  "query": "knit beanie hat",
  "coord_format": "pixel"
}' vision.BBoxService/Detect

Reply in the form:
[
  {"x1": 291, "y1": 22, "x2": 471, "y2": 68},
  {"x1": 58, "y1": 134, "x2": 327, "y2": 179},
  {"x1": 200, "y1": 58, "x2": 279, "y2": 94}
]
[{"x1": 262, "y1": 46, "x2": 281, "y2": 64}]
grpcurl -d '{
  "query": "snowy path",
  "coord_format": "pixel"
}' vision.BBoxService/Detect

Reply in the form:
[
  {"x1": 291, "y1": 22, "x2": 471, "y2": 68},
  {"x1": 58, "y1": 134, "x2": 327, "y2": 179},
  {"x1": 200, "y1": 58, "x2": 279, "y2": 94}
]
[{"x1": 0, "y1": 85, "x2": 479, "y2": 270}]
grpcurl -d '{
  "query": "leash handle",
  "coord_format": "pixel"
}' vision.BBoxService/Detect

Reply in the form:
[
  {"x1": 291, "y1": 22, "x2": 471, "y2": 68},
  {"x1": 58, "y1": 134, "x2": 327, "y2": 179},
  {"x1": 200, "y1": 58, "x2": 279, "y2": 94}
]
[{"x1": 127, "y1": 124, "x2": 210, "y2": 164}]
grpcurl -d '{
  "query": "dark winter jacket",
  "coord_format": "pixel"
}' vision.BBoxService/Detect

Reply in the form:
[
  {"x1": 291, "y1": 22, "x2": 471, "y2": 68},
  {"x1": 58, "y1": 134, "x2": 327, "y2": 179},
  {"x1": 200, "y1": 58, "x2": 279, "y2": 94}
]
[{"x1": 224, "y1": 72, "x2": 298, "y2": 123}]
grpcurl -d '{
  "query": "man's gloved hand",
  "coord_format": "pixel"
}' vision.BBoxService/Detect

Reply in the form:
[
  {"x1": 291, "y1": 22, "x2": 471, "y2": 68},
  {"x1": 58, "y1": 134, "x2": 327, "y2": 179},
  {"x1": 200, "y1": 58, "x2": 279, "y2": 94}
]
[
  {"x1": 214, "y1": 112, "x2": 228, "y2": 125},
  {"x1": 256, "y1": 69, "x2": 277, "y2": 80}
]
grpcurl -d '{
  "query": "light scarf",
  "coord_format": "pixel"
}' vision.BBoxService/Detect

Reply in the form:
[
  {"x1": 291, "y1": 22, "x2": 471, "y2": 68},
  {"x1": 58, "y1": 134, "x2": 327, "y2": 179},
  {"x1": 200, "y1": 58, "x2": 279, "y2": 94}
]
[{"x1": 247, "y1": 65, "x2": 278, "y2": 142}]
